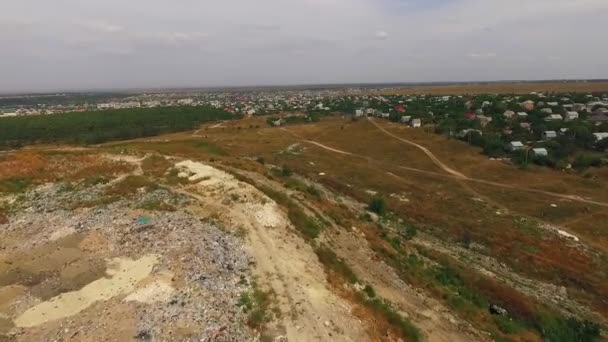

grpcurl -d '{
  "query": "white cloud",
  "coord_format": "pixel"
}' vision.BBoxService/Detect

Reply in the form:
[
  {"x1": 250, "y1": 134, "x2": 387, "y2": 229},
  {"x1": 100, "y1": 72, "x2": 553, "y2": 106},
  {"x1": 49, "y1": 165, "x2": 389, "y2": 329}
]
[
  {"x1": 374, "y1": 30, "x2": 389, "y2": 40},
  {"x1": 467, "y1": 52, "x2": 497, "y2": 59},
  {"x1": 0, "y1": 0, "x2": 607, "y2": 92}
]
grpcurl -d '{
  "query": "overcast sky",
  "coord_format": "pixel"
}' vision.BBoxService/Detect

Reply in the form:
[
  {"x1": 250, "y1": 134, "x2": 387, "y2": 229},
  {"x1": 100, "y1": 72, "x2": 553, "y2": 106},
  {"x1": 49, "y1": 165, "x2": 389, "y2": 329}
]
[{"x1": 1, "y1": 0, "x2": 607, "y2": 92}]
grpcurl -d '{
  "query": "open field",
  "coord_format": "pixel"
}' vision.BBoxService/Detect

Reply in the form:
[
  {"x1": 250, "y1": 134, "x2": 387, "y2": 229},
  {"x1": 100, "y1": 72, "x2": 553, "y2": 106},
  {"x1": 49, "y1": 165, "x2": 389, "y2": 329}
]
[
  {"x1": 376, "y1": 81, "x2": 608, "y2": 95},
  {"x1": 1, "y1": 114, "x2": 606, "y2": 341}
]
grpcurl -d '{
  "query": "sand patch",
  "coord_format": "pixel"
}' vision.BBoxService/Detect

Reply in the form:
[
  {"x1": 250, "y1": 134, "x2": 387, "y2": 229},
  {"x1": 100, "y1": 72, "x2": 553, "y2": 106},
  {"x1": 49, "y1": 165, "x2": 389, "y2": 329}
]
[
  {"x1": 14, "y1": 254, "x2": 159, "y2": 328},
  {"x1": 125, "y1": 279, "x2": 174, "y2": 304}
]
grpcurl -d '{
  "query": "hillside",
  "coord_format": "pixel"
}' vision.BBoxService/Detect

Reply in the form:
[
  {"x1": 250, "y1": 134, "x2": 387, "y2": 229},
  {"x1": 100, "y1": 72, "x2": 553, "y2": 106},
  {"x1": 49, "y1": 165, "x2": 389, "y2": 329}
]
[{"x1": 0, "y1": 115, "x2": 606, "y2": 341}]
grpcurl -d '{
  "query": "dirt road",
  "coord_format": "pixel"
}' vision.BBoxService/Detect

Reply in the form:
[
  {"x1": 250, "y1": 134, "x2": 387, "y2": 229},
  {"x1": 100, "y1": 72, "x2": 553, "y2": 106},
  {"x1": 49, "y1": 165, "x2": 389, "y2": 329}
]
[{"x1": 282, "y1": 124, "x2": 608, "y2": 208}]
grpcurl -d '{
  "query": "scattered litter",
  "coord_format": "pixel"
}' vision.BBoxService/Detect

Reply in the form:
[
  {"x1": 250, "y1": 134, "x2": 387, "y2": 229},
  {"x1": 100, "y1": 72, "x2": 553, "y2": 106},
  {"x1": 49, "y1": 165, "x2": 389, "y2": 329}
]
[
  {"x1": 318, "y1": 172, "x2": 326, "y2": 176},
  {"x1": 550, "y1": 204, "x2": 558, "y2": 208}
]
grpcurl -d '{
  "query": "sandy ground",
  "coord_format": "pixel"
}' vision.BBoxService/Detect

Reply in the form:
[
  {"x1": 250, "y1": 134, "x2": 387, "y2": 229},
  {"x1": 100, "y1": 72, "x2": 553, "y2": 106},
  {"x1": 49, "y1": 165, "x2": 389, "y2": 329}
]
[{"x1": 176, "y1": 160, "x2": 368, "y2": 341}]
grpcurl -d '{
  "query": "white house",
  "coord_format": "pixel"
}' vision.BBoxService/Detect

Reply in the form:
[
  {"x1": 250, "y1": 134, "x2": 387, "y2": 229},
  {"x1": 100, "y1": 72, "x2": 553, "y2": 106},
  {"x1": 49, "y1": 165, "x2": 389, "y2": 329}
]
[
  {"x1": 532, "y1": 148, "x2": 549, "y2": 157},
  {"x1": 354, "y1": 109, "x2": 364, "y2": 117},
  {"x1": 411, "y1": 118, "x2": 422, "y2": 128},
  {"x1": 509, "y1": 141, "x2": 524, "y2": 151},
  {"x1": 540, "y1": 108, "x2": 553, "y2": 114},
  {"x1": 547, "y1": 102, "x2": 559, "y2": 107},
  {"x1": 517, "y1": 112, "x2": 528, "y2": 119},
  {"x1": 593, "y1": 132, "x2": 608, "y2": 141},
  {"x1": 542, "y1": 131, "x2": 557, "y2": 140},
  {"x1": 503, "y1": 110, "x2": 515, "y2": 119},
  {"x1": 545, "y1": 114, "x2": 563, "y2": 121},
  {"x1": 400, "y1": 116, "x2": 412, "y2": 124},
  {"x1": 564, "y1": 111, "x2": 579, "y2": 121}
]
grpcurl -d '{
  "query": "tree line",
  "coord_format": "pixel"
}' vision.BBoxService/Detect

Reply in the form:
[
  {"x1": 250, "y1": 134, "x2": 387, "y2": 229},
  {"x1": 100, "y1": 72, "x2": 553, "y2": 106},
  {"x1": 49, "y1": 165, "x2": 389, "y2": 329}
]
[{"x1": 0, "y1": 106, "x2": 237, "y2": 148}]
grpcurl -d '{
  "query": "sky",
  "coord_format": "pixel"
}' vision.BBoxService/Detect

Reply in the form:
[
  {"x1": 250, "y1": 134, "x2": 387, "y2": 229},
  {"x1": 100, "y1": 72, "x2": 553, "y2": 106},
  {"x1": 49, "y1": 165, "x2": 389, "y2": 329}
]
[{"x1": 1, "y1": 0, "x2": 608, "y2": 93}]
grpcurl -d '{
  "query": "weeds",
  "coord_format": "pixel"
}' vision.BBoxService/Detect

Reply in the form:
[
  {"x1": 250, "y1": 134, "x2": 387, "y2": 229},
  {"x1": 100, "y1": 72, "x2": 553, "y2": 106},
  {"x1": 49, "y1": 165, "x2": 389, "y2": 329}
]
[
  {"x1": 315, "y1": 245, "x2": 358, "y2": 284},
  {"x1": 138, "y1": 199, "x2": 176, "y2": 212},
  {"x1": 238, "y1": 282, "x2": 276, "y2": 330},
  {"x1": 106, "y1": 175, "x2": 158, "y2": 196},
  {"x1": 0, "y1": 177, "x2": 32, "y2": 194}
]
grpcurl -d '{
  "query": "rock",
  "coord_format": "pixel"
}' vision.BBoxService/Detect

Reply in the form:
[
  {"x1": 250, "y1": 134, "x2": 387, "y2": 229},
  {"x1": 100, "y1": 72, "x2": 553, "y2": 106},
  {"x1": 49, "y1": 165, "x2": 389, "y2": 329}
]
[{"x1": 489, "y1": 304, "x2": 508, "y2": 316}]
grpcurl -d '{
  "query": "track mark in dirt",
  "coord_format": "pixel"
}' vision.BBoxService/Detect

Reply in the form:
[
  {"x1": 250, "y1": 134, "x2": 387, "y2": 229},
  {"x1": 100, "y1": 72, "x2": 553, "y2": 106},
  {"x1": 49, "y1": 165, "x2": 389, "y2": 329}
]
[{"x1": 174, "y1": 160, "x2": 366, "y2": 341}]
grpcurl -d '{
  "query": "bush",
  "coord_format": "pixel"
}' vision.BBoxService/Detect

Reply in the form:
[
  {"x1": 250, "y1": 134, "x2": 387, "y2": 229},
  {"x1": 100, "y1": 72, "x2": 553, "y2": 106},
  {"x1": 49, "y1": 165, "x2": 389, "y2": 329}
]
[{"x1": 368, "y1": 197, "x2": 387, "y2": 216}]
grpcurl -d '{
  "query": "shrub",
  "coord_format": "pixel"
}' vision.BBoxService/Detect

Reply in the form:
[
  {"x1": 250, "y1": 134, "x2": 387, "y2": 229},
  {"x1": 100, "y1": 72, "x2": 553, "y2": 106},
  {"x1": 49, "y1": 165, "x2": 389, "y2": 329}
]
[{"x1": 368, "y1": 197, "x2": 387, "y2": 216}]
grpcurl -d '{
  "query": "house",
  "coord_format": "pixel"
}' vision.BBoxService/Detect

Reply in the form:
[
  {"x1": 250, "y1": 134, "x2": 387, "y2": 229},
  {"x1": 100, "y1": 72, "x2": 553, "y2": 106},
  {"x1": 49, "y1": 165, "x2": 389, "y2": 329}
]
[
  {"x1": 272, "y1": 119, "x2": 284, "y2": 127},
  {"x1": 508, "y1": 141, "x2": 524, "y2": 151},
  {"x1": 559, "y1": 128, "x2": 570, "y2": 135},
  {"x1": 573, "y1": 103, "x2": 587, "y2": 112},
  {"x1": 465, "y1": 112, "x2": 476, "y2": 120},
  {"x1": 355, "y1": 109, "x2": 364, "y2": 117},
  {"x1": 593, "y1": 132, "x2": 608, "y2": 141},
  {"x1": 380, "y1": 112, "x2": 390, "y2": 119},
  {"x1": 366, "y1": 108, "x2": 376, "y2": 116},
  {"x1": 411, "y1": 119, "x2": 422, "y2": 128},
  {"x1": 503, "y1": 110, "x2": 516, "y2": 119},
  {"x1": 394, "y1": 105, "x2": 406, "y2": 113},
  {"x1": 400, "y1": 116, "x2": 412, "y2": 124},
  {"x1": 520, "y1": 122, "x2": 531, "y2": 131},
  {"x1": 532, "y1": 148, "x2": 548, "y2": 157},
  {"x1": 547, "y1": 102, "x2": 559, "y2": 107},
  {"x1": 563, "y1": 104, "x2": 574, "y2": 111},
  {"x1": 542, "y1": 131, "x2": 557, "y2": 140},
  {"x1": 458, "y1": 129, "x2": 482, "y2": 138},
  {"x1": 521, "y1": 100, "x2": 535, "y2": 111},
  {"x1": 545, "y1": 114, "x2": 563, "y2": 122},
  {"x1": 517, "y1": 112, "x2": 528, "y2": 119},
  {"x1": 541, "y1": 108, "x2": 553, "y2": 114},
  {"x1": 589, "y1": 112, "x2": 608, "y2": 124},
  {"x1": 476, "y1": 115, "x2": 493, "y2": 127},
  {"x1": 564, "y1": 111, "x2": 579, "y2": 121}
]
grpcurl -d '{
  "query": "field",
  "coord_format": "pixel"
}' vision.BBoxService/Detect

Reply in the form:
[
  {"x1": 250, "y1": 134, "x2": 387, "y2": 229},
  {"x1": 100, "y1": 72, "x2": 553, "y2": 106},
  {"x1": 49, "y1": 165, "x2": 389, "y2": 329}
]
[{"x1": 1, "y1": 113, "x2": 606, "y2": 341}]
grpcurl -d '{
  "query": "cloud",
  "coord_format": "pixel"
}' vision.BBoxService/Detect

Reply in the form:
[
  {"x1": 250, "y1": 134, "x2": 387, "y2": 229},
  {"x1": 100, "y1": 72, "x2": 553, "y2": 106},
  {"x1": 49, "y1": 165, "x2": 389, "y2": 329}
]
[
  {"x1": 76, "y1": 20, "x2": 124, "y2": 34},
  {"x1": 0, "y1": 0, "x2": 607, "y2": 92},
  {"x1": 467, "y1": 52, "x2": 497, "y2": 59},
  {"x1": 374, "y1": 30, "x2": 389, "y2": 40}
]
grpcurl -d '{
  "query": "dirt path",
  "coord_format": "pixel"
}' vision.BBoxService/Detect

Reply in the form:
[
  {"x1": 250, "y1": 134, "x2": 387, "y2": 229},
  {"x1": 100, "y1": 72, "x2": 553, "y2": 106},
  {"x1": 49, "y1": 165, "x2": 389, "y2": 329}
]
[
  {"x1": 367, "y1": 118, "x2": 467, "y2": 179},
  {"x1": 281, "y1": 126, "x2": 608, "y2": 208},
  {"x1": 174, "y1": 161, "x2": 367, "y2": 341}
]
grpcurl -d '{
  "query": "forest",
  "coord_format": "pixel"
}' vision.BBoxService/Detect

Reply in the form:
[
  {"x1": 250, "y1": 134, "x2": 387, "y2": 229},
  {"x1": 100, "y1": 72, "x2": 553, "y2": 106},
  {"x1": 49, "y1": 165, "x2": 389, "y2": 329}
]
[{"x1": 0, "y1": 106, "x2": 237, "y2": 148}]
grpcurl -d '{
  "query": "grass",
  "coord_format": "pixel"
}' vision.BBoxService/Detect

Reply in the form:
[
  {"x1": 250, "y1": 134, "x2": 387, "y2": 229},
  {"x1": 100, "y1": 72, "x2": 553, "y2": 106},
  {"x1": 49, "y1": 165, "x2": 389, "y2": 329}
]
[
  {"x1": 360, "y1": 295, "x2": 421, "y2": 342},
  {"x1": 315, "y1": 245, "x2": 359, "y2": 284},
  {"x1": 138, "y1": 199, "x2": 176, "y2": 212},
  {"x1": 106, "y1": 175, "x2": 159, "y2": 196},
  {"x1": 0, "y1": 177, "x2": 32, "y2": 194},
  {"x1": 141, "y1": 154, "x2": 172, "y2": 177},
  {"x1": 238, "y1": 282, "x2": 277, "y2": 330}
]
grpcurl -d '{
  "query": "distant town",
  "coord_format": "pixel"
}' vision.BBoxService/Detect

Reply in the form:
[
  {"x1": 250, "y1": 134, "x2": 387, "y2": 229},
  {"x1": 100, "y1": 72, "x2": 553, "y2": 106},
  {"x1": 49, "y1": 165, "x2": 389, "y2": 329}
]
[{"x1": 2, "y1": 86, "x2": 608, "y2": 169}]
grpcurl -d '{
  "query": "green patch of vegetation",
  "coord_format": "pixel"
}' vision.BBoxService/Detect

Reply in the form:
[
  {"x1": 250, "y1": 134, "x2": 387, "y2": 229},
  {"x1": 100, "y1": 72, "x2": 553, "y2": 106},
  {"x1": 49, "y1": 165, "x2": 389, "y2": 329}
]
[
  {"x1": 0, "y1": 106, "x2": 237, "y2": 148},
  {"x1": 494, "y1": 316, "x2": 526, "y2": 334},
  {"x1": 288, "y1": 206, "x2": 323, "y2": 240},
  {"x1": 363, "y1": 285, "x2": 376, "y2": 298},
  {"x1": 141, "y1": 154, "x2": 172, "y2": 177},
  {"x1": 257, "y1": 184, "x2": 324, "y2": 240},
  {"x1": 80, "y1": 176, "x2": 109, "y2": 187},
  {"x1": 368, "y1": 196, "x2": 387, "y2": 216},
  {"x1": 138, "y1": 199, "x2": 176, "y2": 212},
  {"x1": 360, "y1": 295, "x2": 421, "y2": 342},
  {"x1": 315, "y1": 245, "x2": 358, "y2": 284},
  {"x1": 537, "y1": 314, "x2": 601, "y2": 342},
  {"x1": 514, "y1": 218, "x2": 543, "y2": 237},
  {"x1": 402, "y1": 225, "x2": 418, "y2": 240},
  {"x1": 166, "y1": 168, "x2": 189, "y2": 185},
  {"x1": 238, "y1": 282, "x2": 276, "y2": 330},
  {"x1": 0, "y1": 177, "x2": 32, "y2": 194},
  {"x1": 106, "y1": 175, "x2": 158, "y2": 196}
]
